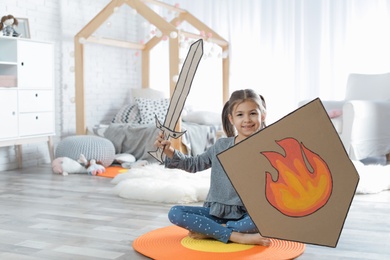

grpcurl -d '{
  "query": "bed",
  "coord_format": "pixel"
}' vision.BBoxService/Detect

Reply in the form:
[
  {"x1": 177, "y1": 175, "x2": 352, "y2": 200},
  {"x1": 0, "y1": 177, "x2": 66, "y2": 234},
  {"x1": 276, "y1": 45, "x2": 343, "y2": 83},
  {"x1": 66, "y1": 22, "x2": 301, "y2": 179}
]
[
  {"x1": 86, "y1": 88, "x2": 222, "y2": 162},
  {"x1": 74, "y1": 0, "x2": 229, "y2": 160},
  {"x1": 103, "y1": 122, "x2": 218, "y2": 162}
]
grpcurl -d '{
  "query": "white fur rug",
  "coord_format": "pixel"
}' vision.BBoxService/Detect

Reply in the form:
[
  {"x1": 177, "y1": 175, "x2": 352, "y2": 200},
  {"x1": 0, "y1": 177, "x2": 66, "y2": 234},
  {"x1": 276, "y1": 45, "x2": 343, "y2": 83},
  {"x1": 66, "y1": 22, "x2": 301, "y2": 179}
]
[
  {"x1": 353, "y1": 160, "x2": 390, "y2": 194},
  {"x1": 111, "y1": 161, "x2": 390, "y2": 203},
  {"x1": 111, "y1": 164, "x2": 211, "y2": 203}
]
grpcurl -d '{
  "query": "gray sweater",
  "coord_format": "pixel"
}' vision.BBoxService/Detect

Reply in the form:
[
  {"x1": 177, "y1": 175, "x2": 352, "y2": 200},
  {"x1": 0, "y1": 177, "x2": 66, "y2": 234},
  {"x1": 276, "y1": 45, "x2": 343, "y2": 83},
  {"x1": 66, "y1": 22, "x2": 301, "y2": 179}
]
[{"x1": 165, "y1": 137, "x2": 246, "y2": 219}]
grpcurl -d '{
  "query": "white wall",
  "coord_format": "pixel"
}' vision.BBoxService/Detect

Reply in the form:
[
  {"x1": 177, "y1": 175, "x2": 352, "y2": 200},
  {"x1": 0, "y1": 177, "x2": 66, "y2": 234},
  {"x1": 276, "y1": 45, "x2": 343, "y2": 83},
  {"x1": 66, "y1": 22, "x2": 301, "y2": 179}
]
[{"x1": 0, "y1": 0, "x2": 143, "y2": 171}]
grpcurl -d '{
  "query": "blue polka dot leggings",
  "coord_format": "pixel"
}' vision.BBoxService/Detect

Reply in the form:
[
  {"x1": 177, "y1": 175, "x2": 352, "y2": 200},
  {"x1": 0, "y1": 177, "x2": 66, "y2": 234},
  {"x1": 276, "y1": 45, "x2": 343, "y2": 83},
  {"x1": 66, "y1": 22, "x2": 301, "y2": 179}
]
[{"x1": 168, "y1": 205, "x2": 258, "y2": 243}]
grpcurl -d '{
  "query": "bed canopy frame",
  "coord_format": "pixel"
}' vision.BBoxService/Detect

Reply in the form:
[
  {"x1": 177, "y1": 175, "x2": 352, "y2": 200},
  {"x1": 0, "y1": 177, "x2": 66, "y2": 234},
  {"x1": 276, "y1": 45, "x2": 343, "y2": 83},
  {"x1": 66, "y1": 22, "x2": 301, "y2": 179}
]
[{"x1": 74, "y1": 0, "x2": 230, "y2": 144}]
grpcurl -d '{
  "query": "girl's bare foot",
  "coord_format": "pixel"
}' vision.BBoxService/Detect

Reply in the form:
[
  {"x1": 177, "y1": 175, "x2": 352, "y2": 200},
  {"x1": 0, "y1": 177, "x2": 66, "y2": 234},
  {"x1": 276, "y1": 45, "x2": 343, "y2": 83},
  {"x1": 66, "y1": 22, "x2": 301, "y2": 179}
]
[
  {"x1": 230, "y1": 232, "x2": 271, "y2": 246},
  {"x1": 188, "y1": 231, "x2": 211, "y2": 240}
]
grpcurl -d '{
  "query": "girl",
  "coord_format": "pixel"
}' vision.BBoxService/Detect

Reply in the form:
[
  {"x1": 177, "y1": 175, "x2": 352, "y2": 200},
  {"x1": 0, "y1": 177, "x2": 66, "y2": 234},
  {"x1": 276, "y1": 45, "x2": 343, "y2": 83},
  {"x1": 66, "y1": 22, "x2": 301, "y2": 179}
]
[{"x1": 154, "y1": 89, "x2": 270, "y2": 246}]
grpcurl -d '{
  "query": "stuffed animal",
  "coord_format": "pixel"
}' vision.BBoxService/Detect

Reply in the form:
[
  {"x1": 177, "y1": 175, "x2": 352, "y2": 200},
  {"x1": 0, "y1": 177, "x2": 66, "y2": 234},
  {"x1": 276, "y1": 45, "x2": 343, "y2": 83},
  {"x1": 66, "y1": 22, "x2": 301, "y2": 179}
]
[
  {"x1": 86, "y1": 159, "x2": 106, "y2": 176},
  {"x1": 52, "y1": 157, "x2": 87, "y2": 176},
  {"x1": 51, "y1": 154, "x2": 106, "y2": 176},
  {"x1": 0, "y1": 15, "x2": 21, "y2": 37},
  {"x1": 78, "y1": 154, "x2": 106, "y2": 175}
]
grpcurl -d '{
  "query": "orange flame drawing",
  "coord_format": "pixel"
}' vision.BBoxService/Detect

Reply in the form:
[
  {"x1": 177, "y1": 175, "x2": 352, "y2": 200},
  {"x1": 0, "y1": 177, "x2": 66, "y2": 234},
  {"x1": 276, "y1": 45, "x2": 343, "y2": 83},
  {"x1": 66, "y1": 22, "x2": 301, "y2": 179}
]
[{"x1": 261, "y1": 138, "x2": 333, "y2": 217}]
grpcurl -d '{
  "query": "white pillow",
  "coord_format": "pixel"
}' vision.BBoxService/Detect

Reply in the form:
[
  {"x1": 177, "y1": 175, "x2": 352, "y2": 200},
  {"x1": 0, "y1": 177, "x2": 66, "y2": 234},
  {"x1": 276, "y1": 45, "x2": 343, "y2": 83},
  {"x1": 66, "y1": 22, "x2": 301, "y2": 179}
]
[
  {"x1": 182, "y1": 111, "x2": 221, "y2": 125},
  {"x1": 132, "y1": 88, "x2": 166, "y2": 101},
  {"x1": 115, "y1": 153, "x2": 136, "y2": 164},
  {"x1": 135, "y1": 97, "x2": 170, "y2": 125}
]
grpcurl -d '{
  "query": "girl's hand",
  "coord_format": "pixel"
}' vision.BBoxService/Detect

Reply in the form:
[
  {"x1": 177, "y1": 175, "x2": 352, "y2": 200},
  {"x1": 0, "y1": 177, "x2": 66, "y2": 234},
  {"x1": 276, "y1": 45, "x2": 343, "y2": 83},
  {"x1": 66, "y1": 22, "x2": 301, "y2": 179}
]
[
  {"x1": 154, "y1": 131, "x2": 174, "y2": 158},
  {"x1": 154, "y1": 131, "x2": 167, "y2": 149}
]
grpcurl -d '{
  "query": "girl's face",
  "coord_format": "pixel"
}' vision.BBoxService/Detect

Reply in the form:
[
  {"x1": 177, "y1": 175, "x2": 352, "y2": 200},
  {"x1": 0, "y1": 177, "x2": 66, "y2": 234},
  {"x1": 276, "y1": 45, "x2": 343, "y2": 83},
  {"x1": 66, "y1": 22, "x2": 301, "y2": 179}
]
[{"x1": 229, "y1": 100, "x2": 265, "y2": 143}]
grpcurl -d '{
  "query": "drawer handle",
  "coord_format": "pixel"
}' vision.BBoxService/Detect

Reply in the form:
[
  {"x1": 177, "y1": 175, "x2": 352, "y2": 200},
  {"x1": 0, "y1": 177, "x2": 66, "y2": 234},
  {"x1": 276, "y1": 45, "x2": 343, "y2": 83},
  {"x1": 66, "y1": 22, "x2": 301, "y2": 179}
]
[
  {"x1": 21, "y1": 62, "x2": 24, "y2": 66},
  {"x1": 35, "y1": 93, "x2": 38, "y2": 97},
  {"x1": 36, "y1": 116, "x2": 39, "y2": 120}
]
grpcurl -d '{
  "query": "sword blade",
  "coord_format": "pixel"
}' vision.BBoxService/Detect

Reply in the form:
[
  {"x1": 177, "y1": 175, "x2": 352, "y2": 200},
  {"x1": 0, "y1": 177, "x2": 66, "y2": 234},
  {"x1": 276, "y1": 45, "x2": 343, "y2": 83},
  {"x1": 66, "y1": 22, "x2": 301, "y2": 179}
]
[
  {"x1": 148, "y1": 39, "x2": 203, "y2": 163},
  {"x1": 164, "y1": 39, "x2": 203, "y2": 130}
]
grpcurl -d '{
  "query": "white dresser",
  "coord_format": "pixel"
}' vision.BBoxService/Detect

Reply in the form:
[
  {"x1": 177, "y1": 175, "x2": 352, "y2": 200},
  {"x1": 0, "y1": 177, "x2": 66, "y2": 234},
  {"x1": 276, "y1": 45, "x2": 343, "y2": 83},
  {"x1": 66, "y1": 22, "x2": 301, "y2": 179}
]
[{"x1": 0, "y1": 36, "x2": 55, "y2": 168}]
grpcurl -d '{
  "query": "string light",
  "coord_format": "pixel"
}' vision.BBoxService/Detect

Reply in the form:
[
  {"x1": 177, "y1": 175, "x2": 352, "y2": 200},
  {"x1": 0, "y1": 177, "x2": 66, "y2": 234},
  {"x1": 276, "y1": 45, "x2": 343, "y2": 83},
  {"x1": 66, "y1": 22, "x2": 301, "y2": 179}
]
[{"x1": 155, "y1": 30, "x2": 162, "y2": 38}]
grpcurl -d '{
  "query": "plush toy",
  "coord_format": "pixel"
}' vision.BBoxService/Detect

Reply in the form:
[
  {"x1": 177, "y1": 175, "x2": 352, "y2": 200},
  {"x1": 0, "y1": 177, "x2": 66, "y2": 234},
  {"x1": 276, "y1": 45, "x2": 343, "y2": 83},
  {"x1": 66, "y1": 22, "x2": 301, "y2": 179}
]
[
  {"x1": 52, "y1": 157, "x2": 87, "y2": 176},
  {"x1": 0, "y1": 15, "x2": 21, "y2": 37},
  {"x1": 86, "y1": 159, "x2": 106, "y2": 176},
  {"x1": 77, "y1": 154, "x2": 106, "y2": 175},
  {"x1": 51, "y1": 154, "x2": 106, "y2": 176}
]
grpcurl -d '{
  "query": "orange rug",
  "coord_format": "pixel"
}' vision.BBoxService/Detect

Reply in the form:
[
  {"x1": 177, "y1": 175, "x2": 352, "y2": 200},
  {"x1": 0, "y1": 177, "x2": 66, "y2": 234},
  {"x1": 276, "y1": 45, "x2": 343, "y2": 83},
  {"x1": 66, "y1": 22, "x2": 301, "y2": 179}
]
[
  {"x1": 133, "y1": 226, "x2": 305, "y2": 260},
  {"x1": 98, "y1": 165, "x2": 128, "y2": 178}
]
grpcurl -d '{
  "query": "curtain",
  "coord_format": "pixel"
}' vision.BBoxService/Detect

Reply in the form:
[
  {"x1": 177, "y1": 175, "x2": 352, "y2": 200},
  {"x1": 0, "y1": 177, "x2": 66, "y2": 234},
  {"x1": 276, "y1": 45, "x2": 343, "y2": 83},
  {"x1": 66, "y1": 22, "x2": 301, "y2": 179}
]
[{"x1": 157, "y1": 0, "x2": 390, "y2": 123}]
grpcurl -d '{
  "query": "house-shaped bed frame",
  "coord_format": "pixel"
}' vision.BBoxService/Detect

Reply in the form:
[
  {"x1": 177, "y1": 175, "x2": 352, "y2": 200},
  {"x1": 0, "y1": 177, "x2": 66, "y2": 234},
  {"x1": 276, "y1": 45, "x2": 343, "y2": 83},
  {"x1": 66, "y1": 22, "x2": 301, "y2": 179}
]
[{"x1": 74, "y1": 0, "x2": 230, "y2": 139}]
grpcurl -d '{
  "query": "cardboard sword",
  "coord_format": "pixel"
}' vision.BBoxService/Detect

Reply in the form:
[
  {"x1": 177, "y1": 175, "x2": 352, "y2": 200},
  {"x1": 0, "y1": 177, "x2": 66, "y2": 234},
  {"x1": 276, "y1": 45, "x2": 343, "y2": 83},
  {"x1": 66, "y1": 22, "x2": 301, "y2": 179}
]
[{"x1": 149, "y1": 39, "x2": 203, "y2": 163}]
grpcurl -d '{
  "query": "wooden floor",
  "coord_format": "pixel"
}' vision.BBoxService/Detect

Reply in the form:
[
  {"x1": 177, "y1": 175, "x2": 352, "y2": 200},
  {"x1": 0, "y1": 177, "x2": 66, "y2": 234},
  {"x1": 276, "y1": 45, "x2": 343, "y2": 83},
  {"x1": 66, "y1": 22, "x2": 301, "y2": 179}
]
[{"x1": 0, "y1": 165, "x2": 389, "y2": 259}]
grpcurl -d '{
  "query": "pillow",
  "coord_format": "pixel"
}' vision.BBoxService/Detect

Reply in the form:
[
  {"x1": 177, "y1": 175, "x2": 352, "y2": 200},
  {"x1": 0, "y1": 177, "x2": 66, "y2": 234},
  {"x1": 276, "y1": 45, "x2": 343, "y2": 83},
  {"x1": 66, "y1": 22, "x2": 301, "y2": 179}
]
[
  {"x1": 182, "y1": 111, "x2": 221, "y2": 126},
  {"x1": 136, "y1": 97, "x2": 170, "y2": 125},
  {"x1": 132, "y1": 88, "x2": 166, "y2": 101},
  {"x1": 327, "y1": 109, "x2": 342, "y2": 119},
  {"x1": 114, "y1": 153, "x2": 136, "y2": 164},
  {"x1": 112, "y1": 104, "x2": 141, "y2": 124}
]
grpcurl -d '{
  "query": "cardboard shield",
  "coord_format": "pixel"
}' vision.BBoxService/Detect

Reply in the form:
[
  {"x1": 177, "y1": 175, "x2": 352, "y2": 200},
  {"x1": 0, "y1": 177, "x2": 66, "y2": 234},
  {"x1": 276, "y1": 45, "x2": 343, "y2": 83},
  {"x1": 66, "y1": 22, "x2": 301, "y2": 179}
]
[{"x1": 217, "y1": 98, "x2": 359, "y2": 247}]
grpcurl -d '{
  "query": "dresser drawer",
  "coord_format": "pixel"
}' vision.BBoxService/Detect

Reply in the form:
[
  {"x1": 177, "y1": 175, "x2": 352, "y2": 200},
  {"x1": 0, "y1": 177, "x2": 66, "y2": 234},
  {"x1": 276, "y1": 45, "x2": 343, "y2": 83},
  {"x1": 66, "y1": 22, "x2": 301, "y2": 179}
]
[
  {"x1": 18, "y1": 112, "x2": 54, "y2": 136},
  {"x1": 0, "y1": 89, "x2": 18, "y2": 139},
  {"x1": 18, "y1": 90, "x2": 54, "y2": 112}
]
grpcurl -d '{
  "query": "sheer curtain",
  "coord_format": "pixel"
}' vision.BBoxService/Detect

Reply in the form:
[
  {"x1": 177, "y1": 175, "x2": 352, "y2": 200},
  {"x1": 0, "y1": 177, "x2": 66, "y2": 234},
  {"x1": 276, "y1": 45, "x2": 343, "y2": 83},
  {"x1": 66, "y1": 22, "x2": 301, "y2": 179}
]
[{"x1": 159, "y1": 0, "x2": 390, "y2": 123}]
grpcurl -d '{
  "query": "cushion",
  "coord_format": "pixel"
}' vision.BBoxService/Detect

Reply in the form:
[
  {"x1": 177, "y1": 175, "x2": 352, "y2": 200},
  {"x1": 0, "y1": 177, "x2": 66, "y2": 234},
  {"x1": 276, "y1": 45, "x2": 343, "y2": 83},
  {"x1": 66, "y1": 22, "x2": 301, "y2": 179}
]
[
  {"x1": 327, "y1": 109, "x2": 342, "y2": 119},
  {"x1": 136, "y1": 97, "x2": 170, "y2": 125},
  {"x1": 182, "y1": 111, "x2": 221, "y2": 125},
  {"x1": 111, "y1": 104, "x2": 141, "y2": 124},
  {"x1": 114, "y1": 153, "x2": 136, "y2": 164},
  {"x1": 331, "y1": 117, "x2": 343, "y2": 134},
  {"x1": 55, "y1": 135, "x2": 116, "y2": 167},
  {"x1": 132, "y1": 88, "x2": 166, "y2": 101},
  {"x1": 326, "y1": 109, "x2": 343, "y2": 134}
]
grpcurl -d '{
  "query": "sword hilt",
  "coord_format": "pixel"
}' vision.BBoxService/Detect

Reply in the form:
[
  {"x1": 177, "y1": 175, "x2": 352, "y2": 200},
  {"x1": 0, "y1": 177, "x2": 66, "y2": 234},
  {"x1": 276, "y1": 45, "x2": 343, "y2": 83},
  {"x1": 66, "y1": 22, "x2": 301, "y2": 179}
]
[{"x1": 148, "y1": 116, "x2": 186, "y2": 163}]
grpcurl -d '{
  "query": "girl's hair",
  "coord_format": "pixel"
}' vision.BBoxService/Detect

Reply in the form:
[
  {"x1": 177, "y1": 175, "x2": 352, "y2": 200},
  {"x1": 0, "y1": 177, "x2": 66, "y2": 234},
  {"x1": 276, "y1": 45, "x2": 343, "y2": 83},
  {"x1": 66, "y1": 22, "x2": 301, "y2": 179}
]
[{"x1": 222, "y1": 89, "x2": 267, "y2": 137}]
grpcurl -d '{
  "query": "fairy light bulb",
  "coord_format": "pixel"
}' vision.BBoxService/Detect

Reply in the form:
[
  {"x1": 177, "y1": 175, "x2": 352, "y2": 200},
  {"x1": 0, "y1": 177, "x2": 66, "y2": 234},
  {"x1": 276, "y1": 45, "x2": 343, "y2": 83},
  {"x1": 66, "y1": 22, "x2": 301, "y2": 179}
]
[
  {"x1": 155, "y1": 30, "x2": 162, "y2": 38},
  {"x1": 222, "y1": 50, "x2": 229, "y2": 59}
]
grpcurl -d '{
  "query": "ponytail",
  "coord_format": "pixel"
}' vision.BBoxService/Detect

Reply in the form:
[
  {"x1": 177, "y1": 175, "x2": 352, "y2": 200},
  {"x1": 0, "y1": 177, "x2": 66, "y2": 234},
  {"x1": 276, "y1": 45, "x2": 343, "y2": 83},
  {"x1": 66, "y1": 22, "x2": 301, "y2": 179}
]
[
  {"x1": 222, "y1": 100, "x2": 236, "y2": 137},
  {"x1": 259, "y1": 94, "x2": 267, "y2": 129}
]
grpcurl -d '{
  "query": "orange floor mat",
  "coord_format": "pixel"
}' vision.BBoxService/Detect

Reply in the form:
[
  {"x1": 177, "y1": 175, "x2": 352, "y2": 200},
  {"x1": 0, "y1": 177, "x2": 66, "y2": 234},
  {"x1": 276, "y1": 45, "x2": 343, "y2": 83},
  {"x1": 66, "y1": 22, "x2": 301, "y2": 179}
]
[
  {"x1": 98, "y1": 165, "x2": 128, "y2": 178},
  {"x1": 133, "y1": 225, "x2": 305, "y2": 260}
]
